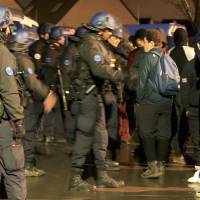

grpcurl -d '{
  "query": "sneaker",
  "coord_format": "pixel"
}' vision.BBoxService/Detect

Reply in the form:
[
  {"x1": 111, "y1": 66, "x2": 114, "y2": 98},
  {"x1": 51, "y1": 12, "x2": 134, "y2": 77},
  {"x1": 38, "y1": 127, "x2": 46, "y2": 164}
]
[
  {"x1": 195, "y1": 166, "x2": 200, "y2": 171},
  {"x1": 171, "y1": 155, "x2": 186, "y2": 165},
  {"x1": 187, "y1": 170, "x2": 200, "y2": 183},
  {"x1": 25, "y1": 166, "x2": 46, "y2": 177},
  {"x1": 141, "y1": 161, "x2": 162, "y2": 179},
  {"x1": 69, "y1": 174, "x2": 96, "y2": 191},
  {"x1": 97, "y1": 170, "x2": 124, "y2": 188}
]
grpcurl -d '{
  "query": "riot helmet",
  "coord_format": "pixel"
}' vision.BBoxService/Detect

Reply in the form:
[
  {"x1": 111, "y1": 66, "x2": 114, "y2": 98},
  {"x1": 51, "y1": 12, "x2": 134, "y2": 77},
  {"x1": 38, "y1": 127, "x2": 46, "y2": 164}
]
[
  {"x1": 49, "y1": 26, "x2": 68, "y2": 46},
  {"x1": 37, "y1": 22, "x2": 54, "y2": 35},
  {"x1": 0, "y1": 7, "x2": 13, "y2": 29},
  {"x1": 7, "y1": 27, "x2": 36, "y2": 52},
  {"x1": 89, "y1": 12, "x2": 122, "y2": 31},
  {"x1": 112, "y1": 27, "x2": 123, "y2": 38},
  {"x1": 75, "y1": 26, "x2": 88, "y2": 38}
]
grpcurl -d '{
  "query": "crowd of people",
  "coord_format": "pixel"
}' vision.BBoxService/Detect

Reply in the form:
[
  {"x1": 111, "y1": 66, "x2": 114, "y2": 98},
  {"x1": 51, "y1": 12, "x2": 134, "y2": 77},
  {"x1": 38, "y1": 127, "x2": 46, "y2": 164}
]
[{"x1": 0, "y1": 5, "x2": 199, "y2": 199}]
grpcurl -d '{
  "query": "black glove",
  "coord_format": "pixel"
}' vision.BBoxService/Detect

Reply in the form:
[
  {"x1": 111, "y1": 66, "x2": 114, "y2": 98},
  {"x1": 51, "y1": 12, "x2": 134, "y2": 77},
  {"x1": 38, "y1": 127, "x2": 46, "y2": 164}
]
[{"x1": 11, "y1": 120, "x2": 26, "y2": 139}]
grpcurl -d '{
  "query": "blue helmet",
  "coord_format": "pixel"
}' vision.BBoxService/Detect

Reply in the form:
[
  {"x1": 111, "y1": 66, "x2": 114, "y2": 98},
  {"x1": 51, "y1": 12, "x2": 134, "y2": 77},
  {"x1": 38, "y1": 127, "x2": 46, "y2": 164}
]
[
  {"x1": 75, "y1": 26, "x2": 88, "y2": 38},
  {"x1": 49, "y1": 26, "x2": 68, "y2": 41},
  {"x1": 7, "y1": 27, "x2": 36, "y2": 51},
  {"x1": 37, "y1": 22, "x2": 54, "y2": 35},
  {"x1": 0, "y1": 7, "x2": 13, "y2": 29},
  {"x1": 89, "y1": 12, "x2": 122, "y2": 31},
  {"x1": 112, "y1": 27, "x2": 123, "y2": 38}
]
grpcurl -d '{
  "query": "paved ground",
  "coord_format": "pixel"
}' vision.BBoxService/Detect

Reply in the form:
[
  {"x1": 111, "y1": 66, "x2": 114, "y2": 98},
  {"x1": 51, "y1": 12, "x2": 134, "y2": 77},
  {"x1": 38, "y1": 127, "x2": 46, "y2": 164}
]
[{"x1": 26, "y1": 143, "x2": 199, "y2": 200}]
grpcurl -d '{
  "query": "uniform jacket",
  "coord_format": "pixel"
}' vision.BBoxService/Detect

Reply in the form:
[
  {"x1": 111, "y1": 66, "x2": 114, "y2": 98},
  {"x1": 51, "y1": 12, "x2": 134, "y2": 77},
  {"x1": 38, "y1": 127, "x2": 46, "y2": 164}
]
[
  {"x1": 14, "y1": 52, "x2": 49, "y2": 102},
  {"x1": 29, "y1": 39, "x2": 47, "y2": 75},
  {"x1": 0, "y1": 43, "x2": 24, "y2": 121},
  {"x1": 78, "y1": 32, "x2": 124, "y2": 91}
]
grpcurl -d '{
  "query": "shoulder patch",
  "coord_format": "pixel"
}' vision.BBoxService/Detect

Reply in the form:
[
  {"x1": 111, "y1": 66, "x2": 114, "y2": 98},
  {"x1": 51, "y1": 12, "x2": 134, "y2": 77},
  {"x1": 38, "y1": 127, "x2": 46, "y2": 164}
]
[
  {"x1": 64, "y1": 59, "x2": 70, "y2": 66},
  {"x1": 94, "y1": 55, "x2": 102, "y2": 62},
  {"x1": 27, "y1": 67, "x2": 33, "y2": 75},
  {"x1": 5, "y1": 66, "x2": 14, "y2": 76},
  {"x1": 34, "y1": 53, "x2": 41, "y2": 60}
]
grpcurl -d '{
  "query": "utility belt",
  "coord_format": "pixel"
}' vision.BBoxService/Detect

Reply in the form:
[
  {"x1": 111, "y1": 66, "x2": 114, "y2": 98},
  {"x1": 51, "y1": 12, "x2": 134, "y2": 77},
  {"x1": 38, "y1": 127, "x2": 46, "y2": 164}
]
[{"x1": 69, "y1": 84, "x2": 97, "y2": 101}]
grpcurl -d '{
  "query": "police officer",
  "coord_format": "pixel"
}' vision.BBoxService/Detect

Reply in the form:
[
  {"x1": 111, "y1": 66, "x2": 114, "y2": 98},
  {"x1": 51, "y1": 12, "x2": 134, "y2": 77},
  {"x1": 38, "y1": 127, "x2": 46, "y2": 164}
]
[
  {"x1": 68, "y1": 12, "x2": 125, "y2": 191},
  {"x1": 40, "y1": 26, "x2": 68, "y2": 143},
  {"x1": 7, "y1": 27, "x2": 57, "y2": 176},
  {"x1": 28, "y1": 22, "x2": 55, "y2": 143},
  {"x1": 60, "y1": 26, "x2": 88, "y2": 153},
  {"x1": 29, "y1": 22, "x2": 54, "y2": 74},
  {"x1": 0, "y1": 7, "x2": 26, "y2": 199}
]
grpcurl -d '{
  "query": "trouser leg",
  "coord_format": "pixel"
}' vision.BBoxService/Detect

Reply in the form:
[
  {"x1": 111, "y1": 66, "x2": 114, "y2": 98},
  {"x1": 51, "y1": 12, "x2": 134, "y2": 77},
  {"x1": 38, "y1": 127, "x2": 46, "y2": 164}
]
[
  {"x1": 157, "y1": 105, "x2": 172, "y2": 162},
  {"x1": 93, "y1": 101, "x2": 108, "y2": 169},
  {"x1": 0, "y1": 120, "x2": 26, "y2": 200},
  {"x1": 188, "y1": 108, "x2": 200, "y2": 165},
  {"x1": 23, "y1": 102, "x2": 43, "y2": 165},
  {"x1": 71, "y1": 132, "x2": 93, "y2": 168},
  {"x1": 137, "y1": 105, "x2": 158, "y2": 162}
]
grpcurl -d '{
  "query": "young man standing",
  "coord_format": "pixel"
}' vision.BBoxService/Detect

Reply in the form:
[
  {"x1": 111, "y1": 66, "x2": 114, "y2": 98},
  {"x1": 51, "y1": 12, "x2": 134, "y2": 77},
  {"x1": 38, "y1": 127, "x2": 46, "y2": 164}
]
[{"x1": 137, "y1": 29, "x2": 173, "y2": 178}]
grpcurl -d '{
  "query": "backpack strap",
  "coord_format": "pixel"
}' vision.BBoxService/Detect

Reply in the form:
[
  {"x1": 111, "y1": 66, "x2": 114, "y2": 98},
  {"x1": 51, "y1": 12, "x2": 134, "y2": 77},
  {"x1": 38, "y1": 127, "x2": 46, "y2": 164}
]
[{"x1": 150, "y1": 50, "x2": 162, "y2": 58}]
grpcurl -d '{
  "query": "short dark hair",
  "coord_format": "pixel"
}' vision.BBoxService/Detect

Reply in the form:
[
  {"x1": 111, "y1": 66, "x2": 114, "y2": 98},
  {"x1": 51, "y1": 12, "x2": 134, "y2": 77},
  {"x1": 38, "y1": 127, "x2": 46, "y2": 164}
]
[
  {"x1": 134, "y1": 28, "x2": 147, "y2": 40},
  {"x1": 146, "y1": 29, "x2": 163, "y2": 47},
  {"x1": 129, "y1": 28, "x2": 147, "y2": 45},
  {"x1": 173, "y1": 28, "x2": 188, "y2": 46}
]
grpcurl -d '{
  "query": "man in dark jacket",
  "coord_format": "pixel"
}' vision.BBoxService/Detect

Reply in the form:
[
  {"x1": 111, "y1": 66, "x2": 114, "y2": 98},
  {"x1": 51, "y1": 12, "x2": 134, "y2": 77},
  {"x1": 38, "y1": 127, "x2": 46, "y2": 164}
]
[
  {"x1": 68, "y1": 12, "x2": 125, "y2": 191},
  {"x1": 0, "y1": 7, "x2": 26, "y2": 199},
  {"x1": 181, "y1": 42, "x2": 200, "y2": 183},
  {"x1": 137, "y1": 29, "x2": 172, "y2": 178},
  {"x1": 29, "y1": 22, "x2": 54, "y2": 75},
  {"x1": 169, "y1": 28, "x2": 195, "y2": 165},
  {"x1": 7, "y1": 27, "x2": 57, "y2": 177}
]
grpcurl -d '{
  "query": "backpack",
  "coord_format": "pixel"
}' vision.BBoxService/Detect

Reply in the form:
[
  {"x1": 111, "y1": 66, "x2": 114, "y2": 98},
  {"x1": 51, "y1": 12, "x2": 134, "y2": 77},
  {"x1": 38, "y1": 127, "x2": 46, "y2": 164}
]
[{"x1": 149, "y1": 51, "x2": 180, "y2": 96}]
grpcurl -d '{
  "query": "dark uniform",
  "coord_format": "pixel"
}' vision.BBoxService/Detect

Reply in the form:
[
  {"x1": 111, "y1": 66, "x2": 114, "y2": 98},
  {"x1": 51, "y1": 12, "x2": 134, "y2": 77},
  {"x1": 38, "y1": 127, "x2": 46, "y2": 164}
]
[
  {"x1": 0, "y1": 43, "x2": 26, "y2": 199},
  {"x1": 29, "y1": 38, "x2": 47, "y2": 75},
  {"x1": 41, "y1": 44, "x2": 64, "y2": 140},
  {"x1": 61, "y1": 38, "x2": 80, "y2": 145},
  {"x1": 181, "y1": 57, "x2": 200, "y2": 165},
  {"x1": 69, "y1": 32, "x2": 124, "y2": 190},
  {"x1": 104, "y1": 40, "x2": 131, "y2": 161},
  {"x1": 13, "y1": 52, "x2": 49, "y2": 170}
]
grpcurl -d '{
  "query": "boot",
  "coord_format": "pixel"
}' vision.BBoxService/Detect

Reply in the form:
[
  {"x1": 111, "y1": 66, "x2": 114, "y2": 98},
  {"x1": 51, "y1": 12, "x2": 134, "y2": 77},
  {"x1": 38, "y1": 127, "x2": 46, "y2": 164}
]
[
  {"x1": 68, "y1": 168, "x2": 96, "y2": 191},
  {"x1": 141, "y1": 161, "x2": 162, "y2": 178},
  {"x1": 96, "y1": 170, "x2": 124, "y2": 188}
]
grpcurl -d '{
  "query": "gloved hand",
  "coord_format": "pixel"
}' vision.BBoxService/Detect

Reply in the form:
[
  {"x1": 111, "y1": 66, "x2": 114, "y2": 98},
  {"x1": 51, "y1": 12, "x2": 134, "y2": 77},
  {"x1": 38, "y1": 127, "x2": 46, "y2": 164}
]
[{"x1": 11, "y1": 120, "x2": 26, "y2": 139}]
